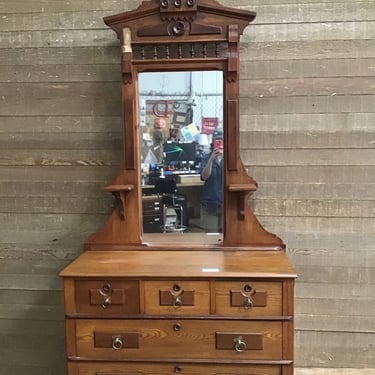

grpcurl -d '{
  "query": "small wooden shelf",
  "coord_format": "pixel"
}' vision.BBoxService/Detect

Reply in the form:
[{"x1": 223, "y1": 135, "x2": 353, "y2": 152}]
[
  {"x1": 227, "y1": 183, "x2": 257, "y2": 192},
  {"x1": 104, "y1": 184, "x2": 135, "y2": 220},
  {"x1": 104, "y1": 184, "x2": 135, "y2": 192},
  {"x1": 227, "y1": 183, "x2": 257, "y2": 220}
]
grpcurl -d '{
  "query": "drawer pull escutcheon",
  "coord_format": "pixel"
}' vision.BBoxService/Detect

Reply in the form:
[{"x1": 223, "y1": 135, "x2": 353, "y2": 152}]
[
  {"x1": 102, "y1": 283, "x2": 113, "y2": 293},
  {"x1": 112, "y1": 335, "x2": 123, "y2": 350},
  {"x1": 173, "y1": 284, "x2": 181, "y2": 292},
  {"x1": 233, "y1": 336, "x2": 246, "y2": 353},
  {"x1": 230, "y1": 288, "x2": 267, "y2": 308},
  {"x1": 244, "y1": 284, "x2": 253, "y2": 292},
  {"x1": 159, "y1": 288, "x2": 195, "y2": 307},
  {"x1": 173, "y1": 323, "x2": 181, "y2": 331}
]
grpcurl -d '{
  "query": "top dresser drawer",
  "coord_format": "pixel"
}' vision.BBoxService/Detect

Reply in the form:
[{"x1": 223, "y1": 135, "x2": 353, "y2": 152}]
[
  {"x1": 214, "y1": 281, "x2": 282, "y2": 316},
  {"x1": 73, "y1": 280, "x2": 140, "y2": 315}
]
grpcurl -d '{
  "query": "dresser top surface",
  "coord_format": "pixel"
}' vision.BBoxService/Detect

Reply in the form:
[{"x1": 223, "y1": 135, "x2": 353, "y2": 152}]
[{"x1": 60, "y1": 249, "x2": 296, "y2": 279}]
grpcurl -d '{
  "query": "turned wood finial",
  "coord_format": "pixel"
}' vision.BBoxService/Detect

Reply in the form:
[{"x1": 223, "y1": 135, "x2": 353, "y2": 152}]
[{"x1": 122, "y1": 27, "x2": 132, "y2": 53}]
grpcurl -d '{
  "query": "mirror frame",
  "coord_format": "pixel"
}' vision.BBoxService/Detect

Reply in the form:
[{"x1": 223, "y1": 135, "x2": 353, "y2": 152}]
[{"x1": 84, "y1": 0, "x2": 283, "y2": 250}]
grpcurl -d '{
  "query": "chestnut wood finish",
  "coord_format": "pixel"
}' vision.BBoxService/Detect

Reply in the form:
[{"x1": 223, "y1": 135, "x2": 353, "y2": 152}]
[{"x1": 60, "y1": 1, "x2": 296, "y2": 374}]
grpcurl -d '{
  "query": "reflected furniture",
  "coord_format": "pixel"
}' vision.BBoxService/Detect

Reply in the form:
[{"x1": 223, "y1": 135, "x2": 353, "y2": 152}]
[
  {"x1": 142, "y1": 194, "x2": 163, "y2": 233},
  {"x1": 154, "y1": 178, "x2": 188, "y2": 232},
  {"x1": 142, "y1": 180, "x2": 203, "y2": 228},
  {"x1": 60, "y1": 1, "x2": 297, "y2": 374}
]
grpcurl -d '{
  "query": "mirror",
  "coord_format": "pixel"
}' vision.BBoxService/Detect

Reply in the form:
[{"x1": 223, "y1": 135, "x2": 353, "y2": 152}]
[{"x1": 139, "y1": 71, "x2": 224, "y2": 238}]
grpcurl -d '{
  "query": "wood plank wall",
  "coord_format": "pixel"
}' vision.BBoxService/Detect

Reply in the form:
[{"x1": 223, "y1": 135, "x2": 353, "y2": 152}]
[
  {"x1": 0, "y1": 0, "x2": 373, "y2": 373},
  {"x1": 237, "y1": 0, "x2": 375, "y2": 368}
]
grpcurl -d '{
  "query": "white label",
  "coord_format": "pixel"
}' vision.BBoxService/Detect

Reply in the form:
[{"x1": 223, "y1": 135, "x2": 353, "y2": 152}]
[{"x1": 201, "y1": 268, "x2": 220, "y2": 273}]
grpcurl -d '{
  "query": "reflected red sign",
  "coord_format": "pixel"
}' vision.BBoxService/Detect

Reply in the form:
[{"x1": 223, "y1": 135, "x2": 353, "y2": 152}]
[{"x1": 201, "y1": 117, "x2": 218, "y2": 134}]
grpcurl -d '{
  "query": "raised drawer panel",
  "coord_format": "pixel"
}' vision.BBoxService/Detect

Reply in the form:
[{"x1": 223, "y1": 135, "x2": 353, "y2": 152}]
[
  {"x1": 75, "y1": 319, "x2": 282, "y2": 361},
  {"x1": 144, "y1": 280, "x2": 210, "y2": 315},
  {"x1": 214, "y1": 281, "x2": 282, "y2": 316},
  {"x1": 74, "y1": 280, "x2": 140, "y2": 315},
  {"x1": 69, "y1": 361, "x2": 283, "y2": 374}
]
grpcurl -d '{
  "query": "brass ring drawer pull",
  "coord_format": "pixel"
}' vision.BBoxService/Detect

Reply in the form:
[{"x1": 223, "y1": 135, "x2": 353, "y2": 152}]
[
  {"x1": 102, "y1": 295, "x2": 112, "y2": 308},
  {"x1": 243, "y1": 296, "x2": 254, "y2": 309},
  {"x1": 100, "y1": 283, "x2": 113, "y2": 309},
  {"x1": 112, "y1": 335, "x2": 123, "y2": 350},
  {"x1": 173, "y1": 295, "x2": 182, "y2": 308},
  {"x1": 233, "y1": 336, "x2": 246, "y2": 352}
]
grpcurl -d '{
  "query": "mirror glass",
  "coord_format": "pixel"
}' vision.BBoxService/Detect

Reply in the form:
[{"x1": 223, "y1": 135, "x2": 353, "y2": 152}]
[{"x1": 139, "y1": 71, "x2": 224, "y2": 240}]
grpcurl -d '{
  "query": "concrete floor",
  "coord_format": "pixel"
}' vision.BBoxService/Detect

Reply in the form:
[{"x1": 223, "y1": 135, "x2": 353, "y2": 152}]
[{"x1": 296, "y1": 369, "x2": 375, "y2": 375}]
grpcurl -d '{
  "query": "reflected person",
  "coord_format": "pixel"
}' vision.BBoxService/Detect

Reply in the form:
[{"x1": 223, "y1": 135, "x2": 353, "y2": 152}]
[{"x1": 199, "y1": 129, "x2": 224, "y2": 233}]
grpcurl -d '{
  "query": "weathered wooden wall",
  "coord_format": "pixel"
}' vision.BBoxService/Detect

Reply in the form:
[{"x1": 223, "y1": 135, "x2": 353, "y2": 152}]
[
  {"x1": 0, "y1": 0, "x2": 373, "y2": 373},
  {"x1": 238, "y1": 0, "x2": 375, "y2": 369}
]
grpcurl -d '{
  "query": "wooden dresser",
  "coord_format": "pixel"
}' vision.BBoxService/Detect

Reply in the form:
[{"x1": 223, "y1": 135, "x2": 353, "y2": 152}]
[
  {"x1": 61, "y1": 247, "x2": 296, "y2": 375},
  {"x1": 60, "y1": 1, "x2": 297, "y2": 374},
  {"x1": 142, "y1": 195, "x2": 163, "y2": 233}
]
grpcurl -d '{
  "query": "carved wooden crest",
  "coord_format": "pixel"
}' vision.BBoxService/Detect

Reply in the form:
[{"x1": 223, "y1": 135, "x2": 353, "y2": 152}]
[{"x1": 138, "y1": 0, "x2": 221, "y2": 37}]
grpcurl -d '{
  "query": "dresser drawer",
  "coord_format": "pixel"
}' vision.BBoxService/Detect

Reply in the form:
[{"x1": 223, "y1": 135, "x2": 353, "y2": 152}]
[
  {"x1": 142, "y1": 196, "x2": 162, "y2": 213},
  {"x1": 214, "y1": 281, "x2": 282, "y2": 316},
  {"x1": 143, "y1": 215, "x2": 163, "y2": 233},
  {"x1": 144, "y1": 280, "x2": 210, "y2": 315},
  {"x1": 75, "y1": 319, "x2": 282, "y2": 361},
  {"x1": 74, "y1": 280, "x2": 140, "y2": 315},
  {"x1": 69, "y1": 361, "x2": 284, "y2": 374}
]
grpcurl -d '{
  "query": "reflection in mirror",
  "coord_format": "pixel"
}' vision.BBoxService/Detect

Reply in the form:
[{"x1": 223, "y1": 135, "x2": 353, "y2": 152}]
[{"x1": 139, "y1": 71, "x2": 223, "y2": 238}]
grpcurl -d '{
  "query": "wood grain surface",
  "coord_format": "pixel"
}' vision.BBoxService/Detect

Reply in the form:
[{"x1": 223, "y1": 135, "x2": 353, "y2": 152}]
[{"x1": 0, "y1": 0, "x2": 374, "y2": 373}]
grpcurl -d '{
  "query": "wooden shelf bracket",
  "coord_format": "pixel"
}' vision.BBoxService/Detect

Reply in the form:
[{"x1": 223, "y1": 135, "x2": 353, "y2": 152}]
[
  {"x1": 227, "y1": 183, "x2": 257, "y2": 220},
  {"x1": 104, "y1": 184, "x2": 135, "y2": 220}
]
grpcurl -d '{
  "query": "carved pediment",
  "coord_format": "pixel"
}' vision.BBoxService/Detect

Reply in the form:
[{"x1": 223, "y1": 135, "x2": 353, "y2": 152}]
[{"x1": 103, "y1": 0, "x2": 255, "y2": 42}]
